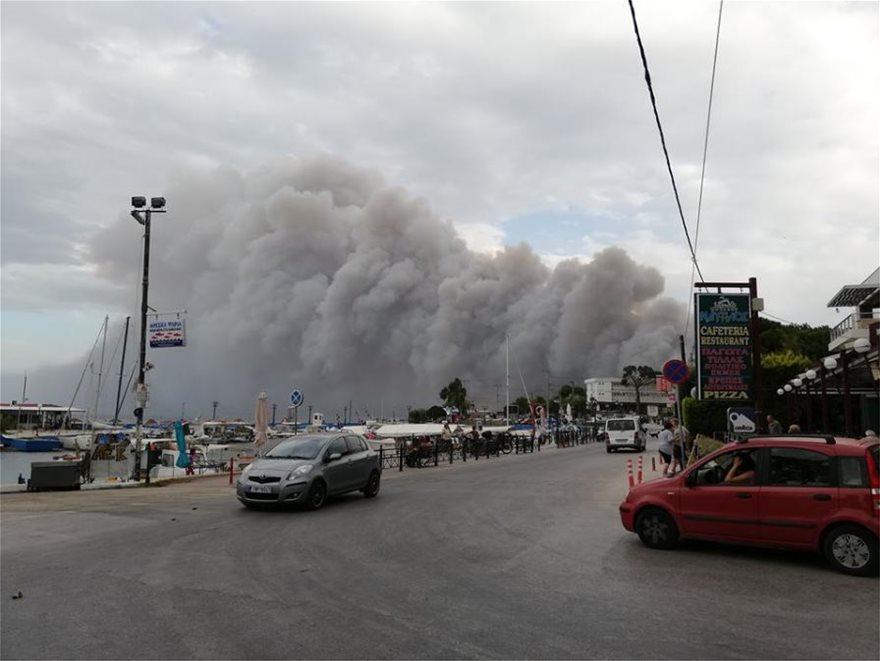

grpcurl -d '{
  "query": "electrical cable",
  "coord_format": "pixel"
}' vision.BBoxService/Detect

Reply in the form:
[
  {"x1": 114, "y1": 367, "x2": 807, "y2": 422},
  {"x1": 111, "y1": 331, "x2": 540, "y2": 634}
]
[
  {"x1": 626, "y1": 0, "x2": 705, "y2": 284},
  {"x1": 761, "y1": 311, "x2": 799, "y2": 326},
  {"x1": 682, "y1": 0, "x2": 724, "y2": 353}
]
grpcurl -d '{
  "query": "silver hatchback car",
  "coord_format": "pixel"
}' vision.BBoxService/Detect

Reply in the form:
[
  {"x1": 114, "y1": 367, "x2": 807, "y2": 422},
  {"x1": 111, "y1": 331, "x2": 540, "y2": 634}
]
[{"x1": 236, "y1": 433, "x2": 381, "y2": 510}]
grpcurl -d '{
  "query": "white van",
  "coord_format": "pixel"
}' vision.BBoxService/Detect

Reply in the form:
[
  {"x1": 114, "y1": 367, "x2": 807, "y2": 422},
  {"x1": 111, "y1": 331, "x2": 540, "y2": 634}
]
[{"x1": 604, "y1": 417, "x2": 646, "y2": 453}]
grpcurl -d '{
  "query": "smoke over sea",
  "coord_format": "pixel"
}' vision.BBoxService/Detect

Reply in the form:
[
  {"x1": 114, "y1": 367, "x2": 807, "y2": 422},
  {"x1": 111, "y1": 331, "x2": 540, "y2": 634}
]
[{"x1": 5, "y1": 156, "x2": 685, "y2": 420}]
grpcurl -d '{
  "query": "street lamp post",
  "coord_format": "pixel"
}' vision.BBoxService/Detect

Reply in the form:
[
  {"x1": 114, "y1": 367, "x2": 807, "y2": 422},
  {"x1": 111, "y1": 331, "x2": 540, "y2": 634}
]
[
  {"x1": 792, "y1": 378, "x2": 803, "y2": 429},
  {"x1": 821, "y1": 357, "x2": 836, "y2": 433},
  {"x1": 782, "y1": 383, "x2": 794, "y2": 426},
  {"x1": 130, "y1": 196, "x2": 166, "y2": 482},
  {"x1": 841, "y1": 351, "x2": 853, "y2": 436}
]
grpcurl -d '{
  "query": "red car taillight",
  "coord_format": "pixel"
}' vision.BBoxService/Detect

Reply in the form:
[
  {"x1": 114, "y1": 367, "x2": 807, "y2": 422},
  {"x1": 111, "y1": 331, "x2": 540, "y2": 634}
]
[{"x1": 866, "y1": 447, "x2": 879, "y2": 512}]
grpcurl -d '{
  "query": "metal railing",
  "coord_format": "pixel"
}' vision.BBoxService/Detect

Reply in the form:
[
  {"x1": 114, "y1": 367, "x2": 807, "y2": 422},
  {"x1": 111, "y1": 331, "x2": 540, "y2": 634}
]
[
  {"x1": 830, "y1": 310, "x2": 879, "y2": 341},
  {"x1": 378, "y1": 427, "x2": 599, "y2": 473}
]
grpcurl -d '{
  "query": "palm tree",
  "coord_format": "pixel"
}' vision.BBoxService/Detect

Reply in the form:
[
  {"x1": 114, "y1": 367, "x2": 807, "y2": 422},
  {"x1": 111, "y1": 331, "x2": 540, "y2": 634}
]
[{"x1": 621, "y1": 365, "x2": 657, "y2": 415}]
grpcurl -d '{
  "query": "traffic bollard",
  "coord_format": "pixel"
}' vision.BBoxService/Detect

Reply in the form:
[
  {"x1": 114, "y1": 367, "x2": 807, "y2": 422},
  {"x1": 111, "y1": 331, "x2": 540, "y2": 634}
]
[
  {"x1": 637, "y1": 456, "x2": 643, "y2": 484},
  {"x1": 626, "y1": 458, "x2": 634, "y2": 488}
]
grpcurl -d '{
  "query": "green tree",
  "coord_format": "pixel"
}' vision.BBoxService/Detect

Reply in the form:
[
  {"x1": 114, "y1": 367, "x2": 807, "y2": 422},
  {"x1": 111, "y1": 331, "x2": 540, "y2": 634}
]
[
  {"x1": 439, "y1": 378, "x2": 469, "y2": 416},
  {"x1": 622, "y1": 365, "x2": 657, "y2": 415},
  {"x1": 426, "y1": 405, "x2": 447, "y2": 422},
  {"x1": 408, "y1": 408, "x2": 429, "y2": 423}
]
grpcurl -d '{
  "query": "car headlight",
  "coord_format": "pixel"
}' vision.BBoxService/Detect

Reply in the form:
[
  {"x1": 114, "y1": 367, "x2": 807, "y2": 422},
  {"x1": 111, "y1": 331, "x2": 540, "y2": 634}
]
[
  {"x1": 286, "y1": 465, "x2": 313, "y2": 481},
  {"x1": 241, "y1": 463, "x2": 254, "y2": 475}
]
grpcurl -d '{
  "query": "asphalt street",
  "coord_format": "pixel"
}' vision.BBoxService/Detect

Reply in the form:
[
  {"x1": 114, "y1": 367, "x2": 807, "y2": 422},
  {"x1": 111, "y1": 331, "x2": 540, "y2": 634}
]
[{"x1": 1, "y1": 439, "x2": 877, "y2": 660}]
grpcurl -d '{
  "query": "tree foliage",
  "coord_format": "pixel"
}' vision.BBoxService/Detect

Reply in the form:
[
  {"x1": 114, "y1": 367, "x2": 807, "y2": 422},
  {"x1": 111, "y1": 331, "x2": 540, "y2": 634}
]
[{"x1": 439, "y1": 378, "x2": 469, "y2": 415}]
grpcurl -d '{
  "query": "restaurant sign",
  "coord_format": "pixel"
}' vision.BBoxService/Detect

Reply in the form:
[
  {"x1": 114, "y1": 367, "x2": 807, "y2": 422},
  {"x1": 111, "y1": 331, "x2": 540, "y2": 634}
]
[
  {"x1": 695, "y1": 293, "x2": 752, "y2": 400},
  {"x1": 149, "y1": 318, "x2": 186, "y2": 348}
]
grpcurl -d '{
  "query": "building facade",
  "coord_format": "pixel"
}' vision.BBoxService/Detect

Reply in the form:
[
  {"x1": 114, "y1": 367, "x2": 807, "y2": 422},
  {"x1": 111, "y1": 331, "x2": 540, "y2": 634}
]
[{"x1": 583, "y1": 378, "x2": 671, "y2": 408}]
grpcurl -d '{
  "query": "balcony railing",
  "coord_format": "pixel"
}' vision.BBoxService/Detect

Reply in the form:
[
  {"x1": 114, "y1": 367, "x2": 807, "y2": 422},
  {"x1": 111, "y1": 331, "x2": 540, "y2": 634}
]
[{"x1": 830, "y1": 310, "x2": 880, "y2": 342}]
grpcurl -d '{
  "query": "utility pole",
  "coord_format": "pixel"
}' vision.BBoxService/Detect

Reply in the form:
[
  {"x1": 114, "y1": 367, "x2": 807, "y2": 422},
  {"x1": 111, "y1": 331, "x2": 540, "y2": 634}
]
[
  {"x1": 272, "y1": 403, "x2": 277, "y2": 426},
  {"x1": 130, "y1": 196, "x2": 166, "y2": 483},
  {"x1": 212, "y1": 400, "x2": 218, "y2": 420}
]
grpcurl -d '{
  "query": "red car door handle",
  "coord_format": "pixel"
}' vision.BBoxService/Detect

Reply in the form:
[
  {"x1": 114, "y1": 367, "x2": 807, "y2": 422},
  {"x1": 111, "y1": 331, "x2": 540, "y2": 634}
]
[
  {"x1": 812, "y1": 494, "x2": 832, "y2": 501},
  {"x1": 735, "y1": 492, "x2": 752, "y2": 499}
]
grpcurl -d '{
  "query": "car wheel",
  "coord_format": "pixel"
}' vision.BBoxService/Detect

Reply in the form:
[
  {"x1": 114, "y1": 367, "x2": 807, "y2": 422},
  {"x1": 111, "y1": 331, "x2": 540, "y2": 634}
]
[
  {"x1": 635, "y1": 508, "x2": 679, "y2": 550},
  {"x1": 605, "y1": 446, "x2": 612, "y2": 453},
  {"x1": 823, "y1": 525, "x2": 878, "y2": 576},
  {"x1": 363, "y1": 471, "x2": 381, "y2": 498},
  {"x1": 305, "y1": 480, "x2": 327, "y2": 511}
]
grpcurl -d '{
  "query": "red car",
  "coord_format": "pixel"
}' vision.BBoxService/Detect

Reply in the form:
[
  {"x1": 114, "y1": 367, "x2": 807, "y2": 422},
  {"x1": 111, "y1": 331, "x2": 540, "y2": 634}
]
[{"x1": 619, "y1": 435, "x2": 880, "y2": 576}]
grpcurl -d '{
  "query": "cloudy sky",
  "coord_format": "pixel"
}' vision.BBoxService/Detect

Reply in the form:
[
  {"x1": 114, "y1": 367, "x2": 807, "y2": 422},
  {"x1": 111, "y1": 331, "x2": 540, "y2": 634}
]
[{"x1": 1, "y1": 1, "x2": 877, "y2": 417}]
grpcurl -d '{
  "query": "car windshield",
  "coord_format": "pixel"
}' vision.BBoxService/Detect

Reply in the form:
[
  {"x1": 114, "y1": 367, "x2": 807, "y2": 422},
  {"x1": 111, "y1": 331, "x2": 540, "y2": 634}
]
[
  {"x1": 264, "y1": 437, "x2": 325, "y2": 460},
  {"x1": 607, "y1": 420, "x2": 635, "y2": 431}
]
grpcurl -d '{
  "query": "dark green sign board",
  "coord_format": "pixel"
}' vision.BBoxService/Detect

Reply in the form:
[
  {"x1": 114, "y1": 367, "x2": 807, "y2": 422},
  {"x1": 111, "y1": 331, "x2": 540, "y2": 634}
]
[{"x1": 695, "y1": 293, "x2": 752, "y2": 400}]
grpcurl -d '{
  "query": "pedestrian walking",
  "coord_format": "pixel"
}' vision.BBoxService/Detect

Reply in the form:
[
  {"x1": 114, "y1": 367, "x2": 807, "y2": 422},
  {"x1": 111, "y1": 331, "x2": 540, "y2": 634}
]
[
  {"x1": 657, "y1": 421, "x2": 674, "y2": 477},
  {"x1": 767, "y1": 415, "x2": 783, "y2": 434},
  {"x1": 669, "y1": 418, "x2": 689, "y2": 474},
  {"x1": 185, "y1": 445, "x2": 196, "y2": 476}
]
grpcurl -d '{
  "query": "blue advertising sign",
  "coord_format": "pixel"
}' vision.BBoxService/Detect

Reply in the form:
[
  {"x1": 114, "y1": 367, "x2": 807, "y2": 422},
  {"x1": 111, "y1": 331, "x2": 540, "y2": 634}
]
[{"x1": 695, "y1": 293, "x2": 752, "y2": 400}]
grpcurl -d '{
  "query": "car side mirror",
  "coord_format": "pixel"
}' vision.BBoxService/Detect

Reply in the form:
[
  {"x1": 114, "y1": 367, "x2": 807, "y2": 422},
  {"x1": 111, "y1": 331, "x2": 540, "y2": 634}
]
[{"x1": 326, "y1": 452, "x2": 342, "y2": 462}]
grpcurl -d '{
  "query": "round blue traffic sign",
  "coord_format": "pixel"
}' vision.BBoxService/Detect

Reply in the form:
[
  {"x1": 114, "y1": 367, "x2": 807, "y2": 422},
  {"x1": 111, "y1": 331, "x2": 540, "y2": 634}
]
[
  {"x1": 662, "y1": 359, "x2": 690, "y2": 384},
  {"x1": 290, "y1": 389, "x2": 304, "y2": 408}
]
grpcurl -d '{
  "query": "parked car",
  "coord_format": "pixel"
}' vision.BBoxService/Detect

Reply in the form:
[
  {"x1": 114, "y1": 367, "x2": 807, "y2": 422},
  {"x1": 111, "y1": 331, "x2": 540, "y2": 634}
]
[
  {"x1": 619, "y1": 435, "x2": 880, "y2": 575},
  {"x1": 236, "y1": 433, "x2": 381, "y2": 510},
  {"x1": 604, "y1": 417, "x2": 646, "y2": 452}
]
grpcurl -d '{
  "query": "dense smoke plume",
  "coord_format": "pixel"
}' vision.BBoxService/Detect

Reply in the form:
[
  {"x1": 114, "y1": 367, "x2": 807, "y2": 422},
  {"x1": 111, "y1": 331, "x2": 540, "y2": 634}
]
[{"x1": 13, "y1": 156, "x2": 685, "y2": 420}]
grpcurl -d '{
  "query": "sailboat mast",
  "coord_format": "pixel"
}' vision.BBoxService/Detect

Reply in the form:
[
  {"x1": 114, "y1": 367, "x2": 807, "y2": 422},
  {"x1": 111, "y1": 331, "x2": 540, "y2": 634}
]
[
  {"x1": 94, "y1": 315, "x2": 108, "y2": 421},
  {"x1": 505, "y1": 334, "x2": 510, "y2": 426},
  {"x1": 113, "y1": 316, "x2": 131, "y2": 424}
]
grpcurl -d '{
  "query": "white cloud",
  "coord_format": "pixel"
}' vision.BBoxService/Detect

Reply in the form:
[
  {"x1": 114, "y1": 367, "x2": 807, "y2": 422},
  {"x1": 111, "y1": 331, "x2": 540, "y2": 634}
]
[{"x1": 1, "y1": 1, "x2": 877, "y2": 409}]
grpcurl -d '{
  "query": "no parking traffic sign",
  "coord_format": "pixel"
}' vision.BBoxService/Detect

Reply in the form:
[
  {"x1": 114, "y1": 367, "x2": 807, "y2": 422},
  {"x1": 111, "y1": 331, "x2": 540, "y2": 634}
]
[
  {"x1": 662, "y1": 359, "x2": 689, "y2": 384},
  {"x1": 289, "y1": 389, "x2": 304, "y2": 408}
]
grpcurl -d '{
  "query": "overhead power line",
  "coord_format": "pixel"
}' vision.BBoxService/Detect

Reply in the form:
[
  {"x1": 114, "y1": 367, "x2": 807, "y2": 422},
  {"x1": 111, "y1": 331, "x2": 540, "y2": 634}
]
[
  {"x1": 683, "y1": 0, "x2": 725, "y2": 343},
  {"x1": 626, "y1": 0, "x2": 705, "y2": 283}
]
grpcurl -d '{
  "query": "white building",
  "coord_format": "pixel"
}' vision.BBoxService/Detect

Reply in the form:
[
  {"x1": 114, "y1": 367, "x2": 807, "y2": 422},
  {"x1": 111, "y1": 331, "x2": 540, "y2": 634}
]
[{"x1": 583, "y1": 378, "x2": 672, "y2": 408}]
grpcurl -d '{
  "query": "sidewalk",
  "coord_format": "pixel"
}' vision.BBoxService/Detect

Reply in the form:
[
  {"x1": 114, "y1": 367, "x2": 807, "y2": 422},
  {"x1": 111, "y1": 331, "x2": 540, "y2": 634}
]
[{"x1": 0, "y1": 468, "x2": 226, "y2": 494}]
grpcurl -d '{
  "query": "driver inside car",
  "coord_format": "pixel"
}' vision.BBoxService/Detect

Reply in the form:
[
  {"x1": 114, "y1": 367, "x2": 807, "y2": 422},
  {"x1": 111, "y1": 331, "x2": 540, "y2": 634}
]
[{"x1": 724, "y1": 451, "x2": 757, "y2": 484}]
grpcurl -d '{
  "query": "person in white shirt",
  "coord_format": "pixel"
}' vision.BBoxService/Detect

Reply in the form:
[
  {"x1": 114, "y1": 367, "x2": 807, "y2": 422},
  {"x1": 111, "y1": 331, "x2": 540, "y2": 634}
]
[
  {"x1": 669, "y1": 418, "x2": 689, "y2": 475},
  {"x1": 657, "y1": 421, "x2": 674, "y2": 477}
]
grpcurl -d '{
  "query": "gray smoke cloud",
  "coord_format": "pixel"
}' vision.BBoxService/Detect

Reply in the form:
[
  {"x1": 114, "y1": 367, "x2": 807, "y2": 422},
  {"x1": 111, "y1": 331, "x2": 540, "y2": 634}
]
[{"x1": 13, "y1": 155, "x2": 685, "y2": 420}]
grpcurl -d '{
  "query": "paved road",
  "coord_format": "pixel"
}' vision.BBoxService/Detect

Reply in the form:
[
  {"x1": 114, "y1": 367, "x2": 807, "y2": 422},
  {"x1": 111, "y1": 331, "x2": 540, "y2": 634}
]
[{"x1": 2, "y1": 441, "x2": 877, "y2": 660}]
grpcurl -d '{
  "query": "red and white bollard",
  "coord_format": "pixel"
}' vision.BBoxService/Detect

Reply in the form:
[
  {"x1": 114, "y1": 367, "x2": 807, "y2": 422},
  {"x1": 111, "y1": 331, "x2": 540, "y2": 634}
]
[
  {"x1": 626, "y1": 458, "x2": 634, "y2": 488},
  {"x1": 637, "y1": 456, "x2": 644, "y2": 484}
]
